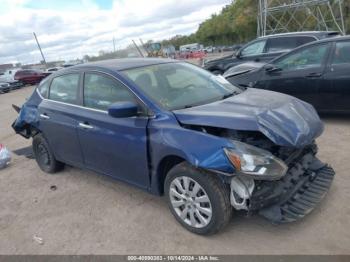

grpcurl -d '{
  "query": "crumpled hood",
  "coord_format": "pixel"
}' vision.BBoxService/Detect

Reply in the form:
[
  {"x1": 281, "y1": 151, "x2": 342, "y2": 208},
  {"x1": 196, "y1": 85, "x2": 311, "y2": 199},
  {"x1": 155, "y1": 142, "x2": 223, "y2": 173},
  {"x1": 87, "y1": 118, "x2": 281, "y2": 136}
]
[{"x1": 173, "y1": 88, "x2": 324, "y2": 148}]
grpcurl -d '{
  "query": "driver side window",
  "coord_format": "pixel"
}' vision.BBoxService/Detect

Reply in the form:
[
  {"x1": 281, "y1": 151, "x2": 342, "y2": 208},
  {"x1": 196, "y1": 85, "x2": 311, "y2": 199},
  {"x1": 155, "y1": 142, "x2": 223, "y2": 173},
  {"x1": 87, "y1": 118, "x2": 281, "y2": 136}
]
[
  {"x1": 240, "y1": 40, "x2": 266, "y2": 57},
  {"x1": 275, "y1": 43, "x2": 329, "y2": 71}
]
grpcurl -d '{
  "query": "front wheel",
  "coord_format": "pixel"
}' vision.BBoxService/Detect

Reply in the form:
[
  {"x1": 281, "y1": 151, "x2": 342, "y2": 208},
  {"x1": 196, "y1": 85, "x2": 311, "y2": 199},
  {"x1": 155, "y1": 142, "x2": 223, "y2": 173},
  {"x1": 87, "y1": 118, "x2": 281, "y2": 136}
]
[{"x1": 165, "y1": 163, "x2": 232, "y2": 235}]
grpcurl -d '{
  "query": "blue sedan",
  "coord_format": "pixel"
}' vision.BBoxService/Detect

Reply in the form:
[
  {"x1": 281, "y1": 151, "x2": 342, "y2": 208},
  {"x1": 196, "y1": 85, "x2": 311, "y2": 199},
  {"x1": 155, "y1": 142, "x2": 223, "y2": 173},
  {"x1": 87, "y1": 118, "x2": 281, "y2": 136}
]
[{"x1": 13, "y1": 58, "x2": 335, "y2": 234}]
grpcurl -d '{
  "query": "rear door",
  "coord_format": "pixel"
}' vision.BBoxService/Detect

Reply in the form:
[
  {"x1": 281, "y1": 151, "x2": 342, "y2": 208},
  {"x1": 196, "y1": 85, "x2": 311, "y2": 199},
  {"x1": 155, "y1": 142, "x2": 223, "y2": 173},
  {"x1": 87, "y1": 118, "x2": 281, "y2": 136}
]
[
  {"x1": 255, "y1": 42, "x2": 332, "y2": 110},
  {"x1": 321, "y1": 40, "x2": 350, "y2": 111},
  {"x1": 38, "y1": 73, "x2": 84, "y2": 166},
  {"x1": 76, "y1": 72, "x2": 150, "y2": 188}
]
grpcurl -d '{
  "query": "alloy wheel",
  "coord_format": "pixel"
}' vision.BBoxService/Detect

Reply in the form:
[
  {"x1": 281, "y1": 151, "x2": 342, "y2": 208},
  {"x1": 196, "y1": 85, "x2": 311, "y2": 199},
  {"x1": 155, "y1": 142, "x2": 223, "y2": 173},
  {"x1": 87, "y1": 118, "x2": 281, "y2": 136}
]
[{"x1": 169, "y1": 176, "x2": 212, "y2": 228}]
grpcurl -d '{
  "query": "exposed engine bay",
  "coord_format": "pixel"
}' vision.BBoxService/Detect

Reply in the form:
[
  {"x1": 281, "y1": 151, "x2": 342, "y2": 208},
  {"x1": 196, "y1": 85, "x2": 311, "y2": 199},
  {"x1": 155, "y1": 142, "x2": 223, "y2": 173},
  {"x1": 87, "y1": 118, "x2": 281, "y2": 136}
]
[{"x1": 184, "y1": 125, "x2": 335, "y2": 223}]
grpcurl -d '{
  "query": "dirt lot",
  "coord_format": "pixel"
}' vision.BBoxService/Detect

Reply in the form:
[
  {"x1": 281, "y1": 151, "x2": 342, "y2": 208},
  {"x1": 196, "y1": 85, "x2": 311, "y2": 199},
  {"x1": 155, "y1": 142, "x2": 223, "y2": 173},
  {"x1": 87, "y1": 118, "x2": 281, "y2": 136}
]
[{"x1": 0, "y1": 86, "x2": 349, "y2": 255}]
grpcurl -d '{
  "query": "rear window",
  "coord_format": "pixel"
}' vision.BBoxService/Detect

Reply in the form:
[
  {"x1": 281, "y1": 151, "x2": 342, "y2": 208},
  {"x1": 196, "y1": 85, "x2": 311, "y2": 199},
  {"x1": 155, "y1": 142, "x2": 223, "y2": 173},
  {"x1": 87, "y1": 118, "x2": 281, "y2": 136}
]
[
  {"x1": 266, "y1": 36, "x2": 315, "y2": 53},
  {"x1": 49, "y1": 74, "x2": 80, "y2": 104},
  {"x1": 37, "y1": 79, "x2": 50, "y2": 98}
]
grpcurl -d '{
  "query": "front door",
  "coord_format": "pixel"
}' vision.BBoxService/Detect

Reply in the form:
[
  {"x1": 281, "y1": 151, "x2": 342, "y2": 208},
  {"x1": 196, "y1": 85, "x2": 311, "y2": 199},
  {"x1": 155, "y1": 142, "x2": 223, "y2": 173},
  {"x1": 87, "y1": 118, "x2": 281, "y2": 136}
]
[
  {"x1": 255, "y1": 43, "x2": 331, "y2": 110},
  {"x1": 76, "y1": 72, "x2": 150, "y2": 188}
]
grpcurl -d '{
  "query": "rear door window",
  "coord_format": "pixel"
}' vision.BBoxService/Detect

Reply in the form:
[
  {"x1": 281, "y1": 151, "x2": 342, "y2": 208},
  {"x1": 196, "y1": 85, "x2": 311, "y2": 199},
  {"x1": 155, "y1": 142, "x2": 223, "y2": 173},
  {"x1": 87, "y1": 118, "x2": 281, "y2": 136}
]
[
  {"x1": 49, "y1": 74, "x2": 80, "y2": 104},
  {"x1": 265, "y1": 36, "x2": 315, "y2": 53},
  {"x1": 332, "y1": 41, "x2": 350, "y2": 64}
]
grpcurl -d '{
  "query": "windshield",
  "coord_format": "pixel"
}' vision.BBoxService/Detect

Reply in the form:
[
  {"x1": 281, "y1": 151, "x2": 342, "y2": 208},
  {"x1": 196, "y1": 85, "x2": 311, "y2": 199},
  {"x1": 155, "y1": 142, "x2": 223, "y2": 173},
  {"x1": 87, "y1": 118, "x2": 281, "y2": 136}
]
[{"x1": 121, "y1": 62, "x2": 242, "y2": 110}]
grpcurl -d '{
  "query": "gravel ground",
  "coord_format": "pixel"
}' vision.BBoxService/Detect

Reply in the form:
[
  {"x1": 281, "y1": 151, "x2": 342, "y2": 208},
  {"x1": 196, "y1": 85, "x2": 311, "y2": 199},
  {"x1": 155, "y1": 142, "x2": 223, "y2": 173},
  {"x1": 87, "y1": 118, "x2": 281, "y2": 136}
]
[{"x1": 0, "y1": 86, "x2": 349, "y2": 255}]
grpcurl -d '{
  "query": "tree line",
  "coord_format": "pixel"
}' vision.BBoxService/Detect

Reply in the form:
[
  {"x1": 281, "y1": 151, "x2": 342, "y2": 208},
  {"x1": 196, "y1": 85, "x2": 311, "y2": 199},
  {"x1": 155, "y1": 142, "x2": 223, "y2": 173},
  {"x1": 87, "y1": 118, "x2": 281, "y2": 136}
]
[{"x1": 162, "y1": 0, "x2": 350, "y2": 49}]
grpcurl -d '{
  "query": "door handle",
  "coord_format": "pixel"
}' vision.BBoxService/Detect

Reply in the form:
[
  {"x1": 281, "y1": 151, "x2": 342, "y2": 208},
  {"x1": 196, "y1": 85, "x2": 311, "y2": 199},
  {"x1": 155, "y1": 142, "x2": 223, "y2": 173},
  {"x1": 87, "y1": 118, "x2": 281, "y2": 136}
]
[
  {"x1": 305, "y1": 72, "x2": 322, "y2": 78},
  {"x1": 79, "y1": 122, "x2": 94, "y2": 129},
  {"x1": 40, "y1": 113, "x2": 50, "y2": 120}
]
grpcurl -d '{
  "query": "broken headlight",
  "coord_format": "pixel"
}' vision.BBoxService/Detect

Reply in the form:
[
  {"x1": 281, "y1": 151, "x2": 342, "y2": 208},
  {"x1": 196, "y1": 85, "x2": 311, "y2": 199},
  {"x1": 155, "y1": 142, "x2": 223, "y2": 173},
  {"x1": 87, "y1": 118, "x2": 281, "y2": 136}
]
[{"x1": 224, "y1": 141, "x2": 287, "y2": 180}]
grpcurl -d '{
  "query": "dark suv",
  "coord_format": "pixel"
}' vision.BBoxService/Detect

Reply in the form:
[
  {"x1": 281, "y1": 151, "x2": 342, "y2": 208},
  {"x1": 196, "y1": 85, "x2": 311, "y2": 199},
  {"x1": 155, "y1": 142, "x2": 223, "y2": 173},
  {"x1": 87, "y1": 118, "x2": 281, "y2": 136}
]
[{"x1": 204, "y1": 31, "x2": 340, "y2": 75}]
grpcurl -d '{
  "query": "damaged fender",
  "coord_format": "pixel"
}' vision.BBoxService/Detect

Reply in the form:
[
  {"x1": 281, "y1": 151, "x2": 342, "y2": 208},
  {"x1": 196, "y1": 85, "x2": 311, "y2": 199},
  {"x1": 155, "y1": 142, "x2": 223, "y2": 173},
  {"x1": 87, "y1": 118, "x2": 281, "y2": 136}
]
[
  {"x1": 12, "y1": 103, "x2": 39, "y2": 137},
  {"x1": 12, "y1": 89, "x2": 43, "y2": 138},
  {"x1": 148, "y1": 113, "x2": 239, "y2": 194}
]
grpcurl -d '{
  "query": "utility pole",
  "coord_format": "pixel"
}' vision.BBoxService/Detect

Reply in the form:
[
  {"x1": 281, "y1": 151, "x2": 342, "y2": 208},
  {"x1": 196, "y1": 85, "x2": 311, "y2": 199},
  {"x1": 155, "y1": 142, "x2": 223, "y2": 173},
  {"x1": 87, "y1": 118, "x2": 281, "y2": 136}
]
[
  {"x1": 33, "y1": 32, "x2": 47, "y2": 65},
  {"x1": 132, "y1": 40, "x2": 144, "y2": 57},
  {"x1": 113, "y1": 37, "x2": 116, "y2": 53}
]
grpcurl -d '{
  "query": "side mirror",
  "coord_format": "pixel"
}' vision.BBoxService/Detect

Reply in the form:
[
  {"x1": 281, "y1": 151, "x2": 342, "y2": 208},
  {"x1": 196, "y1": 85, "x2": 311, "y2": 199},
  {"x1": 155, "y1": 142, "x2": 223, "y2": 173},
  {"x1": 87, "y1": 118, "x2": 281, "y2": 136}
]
[
  {"x1": 108, "y1": 101, "x2": 138, "y2": 118},
  {"x1": 236, "y1": 52, "x2": 241, "y2": 59}
]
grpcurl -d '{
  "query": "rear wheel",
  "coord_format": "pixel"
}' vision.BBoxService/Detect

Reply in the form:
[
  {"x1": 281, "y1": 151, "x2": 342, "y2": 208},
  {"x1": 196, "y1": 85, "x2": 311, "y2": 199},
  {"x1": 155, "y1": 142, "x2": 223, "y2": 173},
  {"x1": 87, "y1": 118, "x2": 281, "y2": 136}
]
[
  {"x1": 165, "y1": 162, "x2": 232, "y2": 235},
  {"x1": 32, "y1": 133, "x2": 64, "y2": 173}
]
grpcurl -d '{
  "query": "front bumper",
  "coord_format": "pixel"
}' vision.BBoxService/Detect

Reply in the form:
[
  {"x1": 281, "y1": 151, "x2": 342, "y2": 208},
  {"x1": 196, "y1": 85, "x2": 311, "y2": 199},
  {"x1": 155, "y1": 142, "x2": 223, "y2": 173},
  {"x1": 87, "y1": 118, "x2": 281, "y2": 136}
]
[
  {"x1": 248, "y1": 149, "x2": 335, "y2": 223},
  {"x1": 229, "y1": 144, "x2": 335, "y2": 223}
]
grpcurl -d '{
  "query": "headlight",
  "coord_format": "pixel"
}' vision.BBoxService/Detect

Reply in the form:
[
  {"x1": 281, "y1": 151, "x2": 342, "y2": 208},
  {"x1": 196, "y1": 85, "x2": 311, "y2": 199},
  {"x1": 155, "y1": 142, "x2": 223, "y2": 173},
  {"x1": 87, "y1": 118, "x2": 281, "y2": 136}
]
[{"x1": 224, "y1": 141, "x2": 288, "y2": 180}]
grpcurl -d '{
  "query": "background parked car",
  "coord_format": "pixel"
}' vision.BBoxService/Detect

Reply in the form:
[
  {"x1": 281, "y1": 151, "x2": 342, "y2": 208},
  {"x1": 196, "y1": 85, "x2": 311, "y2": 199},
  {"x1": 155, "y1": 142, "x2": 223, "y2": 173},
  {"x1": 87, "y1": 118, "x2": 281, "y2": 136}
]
[
  {"x1": 203, "y1": 46, "x2": 214, "y2": 53},
  {"x1": 204, "y1": 31, "x2": 340, "y2": 75},
  {"x1": 0, "y1": 81, "x2": 11, "y2": 93},
  {"x1": 224, "y1": 36, "x2": 350, "y2": 112},
  {"x1": 14, "y1": 69, "x2": 50, "y2": 85},
  {"x1": 0, "y1": 80, "x2": 23, "y2": 93},
  {"x1": 46, "y1": 67, "x2": 63, "y2": 73}
]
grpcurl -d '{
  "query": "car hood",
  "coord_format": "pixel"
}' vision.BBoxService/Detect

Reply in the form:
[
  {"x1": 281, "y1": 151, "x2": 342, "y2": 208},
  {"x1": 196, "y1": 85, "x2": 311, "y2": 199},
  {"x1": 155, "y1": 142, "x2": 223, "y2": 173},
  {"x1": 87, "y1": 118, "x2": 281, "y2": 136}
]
[
  {"x1": 173, "y1": 88, "x2": 324, "y2": 148},
  {"x1": 205, "y1": 54, "x2": 233, "y2": 64},
  {"x1": 223, "y1": 62, "x2": 267, "y2": 77}
]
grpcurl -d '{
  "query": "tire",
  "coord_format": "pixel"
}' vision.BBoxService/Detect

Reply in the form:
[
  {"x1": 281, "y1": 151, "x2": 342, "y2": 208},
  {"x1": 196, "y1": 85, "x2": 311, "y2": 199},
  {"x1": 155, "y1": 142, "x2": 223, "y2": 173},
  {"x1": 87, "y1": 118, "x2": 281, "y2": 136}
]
[
  {"x1": 32, "y1": 133, "x2": 64, "y2": 173},
  {"x1": 165, "y1": 162, "x2": 232, "y2": 235}
]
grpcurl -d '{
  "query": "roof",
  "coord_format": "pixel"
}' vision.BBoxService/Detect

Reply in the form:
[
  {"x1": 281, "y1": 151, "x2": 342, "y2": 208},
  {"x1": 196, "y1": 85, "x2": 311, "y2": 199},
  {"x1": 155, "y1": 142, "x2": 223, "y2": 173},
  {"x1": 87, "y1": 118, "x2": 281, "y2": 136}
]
[
  {"x1": 72, "y1": 58, "x2": 177, "y2": 71},
  {"x1": 302, "y1": 35, "x2": 350, "y2": 44},
  {"x1": 257, "y1": 31, "x2": 340, "y2": 39}
]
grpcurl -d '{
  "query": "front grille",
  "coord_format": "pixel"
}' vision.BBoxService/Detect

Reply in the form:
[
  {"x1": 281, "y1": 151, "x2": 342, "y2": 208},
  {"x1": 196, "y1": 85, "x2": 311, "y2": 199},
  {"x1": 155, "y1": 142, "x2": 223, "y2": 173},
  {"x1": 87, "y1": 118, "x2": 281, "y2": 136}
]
[{"x1": 248, "y1": 143, "x2": 335, "y2": 223}]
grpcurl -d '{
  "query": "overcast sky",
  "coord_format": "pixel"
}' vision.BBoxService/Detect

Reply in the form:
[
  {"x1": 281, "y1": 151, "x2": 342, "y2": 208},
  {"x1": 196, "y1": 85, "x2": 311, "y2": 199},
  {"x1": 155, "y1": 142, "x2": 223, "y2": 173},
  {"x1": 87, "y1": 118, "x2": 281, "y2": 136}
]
[{"x1": 0, "y1": 0, "x2": 231, "y2": 65}]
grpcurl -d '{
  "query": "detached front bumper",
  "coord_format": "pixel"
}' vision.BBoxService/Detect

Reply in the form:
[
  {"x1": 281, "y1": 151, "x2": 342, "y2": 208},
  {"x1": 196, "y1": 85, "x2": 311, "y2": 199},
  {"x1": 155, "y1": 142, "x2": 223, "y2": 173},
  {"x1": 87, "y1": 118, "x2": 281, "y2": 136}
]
[{"x1": 230, "y1": 146, "x2": 335, "y2": 223}]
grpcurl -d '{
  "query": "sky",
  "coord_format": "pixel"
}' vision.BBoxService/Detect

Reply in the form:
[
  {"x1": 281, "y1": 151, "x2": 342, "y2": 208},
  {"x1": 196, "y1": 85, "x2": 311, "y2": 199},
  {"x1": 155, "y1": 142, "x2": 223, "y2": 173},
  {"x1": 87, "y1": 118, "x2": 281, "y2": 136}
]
[{"x1": 0, "y1": 0, "x2": 231, "y2": 65}]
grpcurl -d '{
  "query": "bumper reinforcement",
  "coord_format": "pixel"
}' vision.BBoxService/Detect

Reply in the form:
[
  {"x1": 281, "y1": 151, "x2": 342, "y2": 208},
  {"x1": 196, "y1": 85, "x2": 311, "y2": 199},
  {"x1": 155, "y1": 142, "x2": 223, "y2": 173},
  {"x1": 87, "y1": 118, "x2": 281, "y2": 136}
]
[{"x1": 258, "y1": 165, "x2": 335, "y2": 223}]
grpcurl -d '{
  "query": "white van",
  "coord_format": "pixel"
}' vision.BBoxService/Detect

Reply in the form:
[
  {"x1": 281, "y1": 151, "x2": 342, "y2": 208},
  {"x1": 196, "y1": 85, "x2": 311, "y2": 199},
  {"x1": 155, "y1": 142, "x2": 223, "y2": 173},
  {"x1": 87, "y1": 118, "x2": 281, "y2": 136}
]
[{"x1": 0, "y1": 69, "x2": 20, "y2": 81}]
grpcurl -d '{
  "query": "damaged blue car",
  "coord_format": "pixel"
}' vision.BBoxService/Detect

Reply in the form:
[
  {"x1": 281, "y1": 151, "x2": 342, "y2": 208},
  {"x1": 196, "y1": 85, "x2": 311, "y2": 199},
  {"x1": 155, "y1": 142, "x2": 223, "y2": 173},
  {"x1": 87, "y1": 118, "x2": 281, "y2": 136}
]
[{"x1": 12, "y1": 58, "x2": 335, "y2": 235}]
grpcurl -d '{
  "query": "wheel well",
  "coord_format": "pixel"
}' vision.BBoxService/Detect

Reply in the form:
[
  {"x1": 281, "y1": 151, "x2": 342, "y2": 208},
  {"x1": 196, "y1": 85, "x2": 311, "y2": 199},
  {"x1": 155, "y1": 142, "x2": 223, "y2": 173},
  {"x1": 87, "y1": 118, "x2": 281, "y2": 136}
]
[{"x1": 156, "y1": 155, "x2": 185, "y2": 195}]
